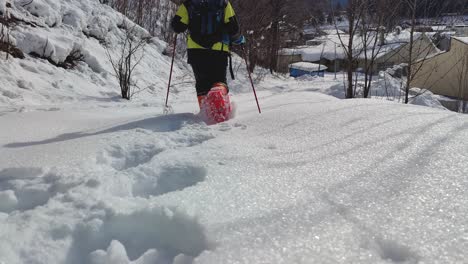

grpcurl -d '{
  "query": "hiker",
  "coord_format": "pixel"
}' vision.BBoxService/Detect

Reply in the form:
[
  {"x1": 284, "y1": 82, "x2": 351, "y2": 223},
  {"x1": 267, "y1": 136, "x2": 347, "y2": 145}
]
[{"x1": 171, "y1": 0, "x2": 246, "y2": 108}]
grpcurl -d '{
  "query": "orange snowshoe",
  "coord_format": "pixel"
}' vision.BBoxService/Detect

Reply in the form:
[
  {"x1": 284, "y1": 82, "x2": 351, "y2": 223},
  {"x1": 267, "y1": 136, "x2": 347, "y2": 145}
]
[{"x1": 199, "y1": 83, "x2": 232, "y2": 124}]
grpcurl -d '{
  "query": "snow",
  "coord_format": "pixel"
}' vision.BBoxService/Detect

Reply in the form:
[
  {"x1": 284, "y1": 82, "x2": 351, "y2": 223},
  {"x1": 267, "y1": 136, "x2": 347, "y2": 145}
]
[
  {"x1": 1, "y1": 85, "x2": 468, "y2": 263},
  {"x1": 289, "y1": 62, "x2": 327, "y2": 72},
  {"x1": 0, "y1": 190, "x2": 18, "y2": 213},
  {"x1": 454, "y1": 37, "x2": 468, "y2": 45},
  {"x1": 409, "y1": 88, "x2": 448, "y2": 110}
]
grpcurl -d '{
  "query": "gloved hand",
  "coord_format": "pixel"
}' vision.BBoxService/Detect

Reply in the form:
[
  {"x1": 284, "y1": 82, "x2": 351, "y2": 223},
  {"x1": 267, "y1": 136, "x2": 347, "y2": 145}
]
[{"x1": 232, "y1": 35, "x2": 246, "y2": 46}]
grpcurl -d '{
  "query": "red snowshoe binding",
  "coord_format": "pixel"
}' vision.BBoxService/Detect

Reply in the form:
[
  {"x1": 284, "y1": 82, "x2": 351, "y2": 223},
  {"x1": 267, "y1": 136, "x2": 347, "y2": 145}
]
[{"x1": 199, "y1": 82, "x2": 232, "y2": 124}]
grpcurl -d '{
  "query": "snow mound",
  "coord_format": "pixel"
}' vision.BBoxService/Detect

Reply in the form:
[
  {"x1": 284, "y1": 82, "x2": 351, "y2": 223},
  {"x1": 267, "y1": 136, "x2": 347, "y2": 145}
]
[{"x1": 409, "y1": 88, "x2": 447, "y2": 110}]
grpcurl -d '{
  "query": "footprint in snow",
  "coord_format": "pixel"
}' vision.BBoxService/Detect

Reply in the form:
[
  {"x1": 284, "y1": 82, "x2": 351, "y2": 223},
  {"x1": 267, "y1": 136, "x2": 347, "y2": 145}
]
[
  {"x1": 132, "y1": 162, "x2": 207, "y2": 198},
  {"x1": 374, "y1": 238, "x2": 419, "y2": 263},
  {"x1": 363, "y1": 236, "x2": 419, "y2": 264},
  {"x1": 0, "y1": 167, "x2": 48, "y2": 213},
  {"x1": 0, "y1": 167, "x2": 82, "y2": 213},
  {"x1": 96, "y1": 144, "x2": 164, "y2": 171},
  {"x1": 65, "y1": 207, "x2": 211, "y2": 264},
  {"x1": 233, "y1": 123, "x2": 247, "y2": 130}
]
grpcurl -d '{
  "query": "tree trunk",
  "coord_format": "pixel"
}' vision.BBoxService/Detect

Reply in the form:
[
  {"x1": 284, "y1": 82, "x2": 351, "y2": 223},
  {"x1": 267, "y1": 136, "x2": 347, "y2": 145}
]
[
  {"x1": 346, "y1": 9, "x2": 355, "y2": 99},
  {"x1": 405, "y1": 0, "x2": 417, "y2": 104},
  {"x1": 269, "y1": 20, "x2": 279, "y2": 74}
]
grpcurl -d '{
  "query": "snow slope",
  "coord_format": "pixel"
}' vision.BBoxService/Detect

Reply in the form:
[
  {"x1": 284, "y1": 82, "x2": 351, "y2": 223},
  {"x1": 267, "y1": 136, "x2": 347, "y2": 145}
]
[
  {"x1": 0, "y1": 0, "x2": 184, "y2": 106},
  {"x1": 1, "y1": 85, "x2": 467, "y2": 263}
]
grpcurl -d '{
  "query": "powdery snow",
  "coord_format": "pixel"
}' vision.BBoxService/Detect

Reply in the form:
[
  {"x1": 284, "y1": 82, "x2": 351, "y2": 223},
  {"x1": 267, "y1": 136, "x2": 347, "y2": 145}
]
[{"x1": 1, "y1": 81, "x2": 468, "y2": 264}]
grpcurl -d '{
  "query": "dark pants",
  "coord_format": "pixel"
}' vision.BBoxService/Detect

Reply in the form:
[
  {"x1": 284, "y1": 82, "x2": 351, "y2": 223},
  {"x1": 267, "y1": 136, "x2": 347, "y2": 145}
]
[{"x1": 188, "y1": 49, "x2": 228, "y2": 96}]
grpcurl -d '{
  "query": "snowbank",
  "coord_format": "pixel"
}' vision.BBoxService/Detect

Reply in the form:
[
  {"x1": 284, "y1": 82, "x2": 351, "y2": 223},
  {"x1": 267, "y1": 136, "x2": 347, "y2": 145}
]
[{"x1": 409, "y1": 88, "x2": 447, "y2": 110}]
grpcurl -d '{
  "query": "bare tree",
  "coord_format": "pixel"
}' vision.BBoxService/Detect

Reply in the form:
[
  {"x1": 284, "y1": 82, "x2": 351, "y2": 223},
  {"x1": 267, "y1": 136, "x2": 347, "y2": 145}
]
[
  {"x1": 402, "y1": 0, "x2": 418, "y2": 104},
  {"x1": 402, "y1": 0, "x2": 449, "y2": 104},
  {"x1": 233, "y1": 0, "x2": 310, "y2": 73},
  {"x1": 105, "y1": 21, "x2": 149, "y2": 100},
  {"x1": 456, "y1": 46, "x2": 468, "y2": 113},
  {"x1": 103, "y1": 0, "x2": 177, "y2": 42},
  {"x1": 332, "y1": 0, "x2": 366, "y2": 99},
  {"x1": 358, "y1": 0, "x2": 402, "y2": 98},
  {"x1": 268, "y1": 0, "x2": 285, "y2": 74}
]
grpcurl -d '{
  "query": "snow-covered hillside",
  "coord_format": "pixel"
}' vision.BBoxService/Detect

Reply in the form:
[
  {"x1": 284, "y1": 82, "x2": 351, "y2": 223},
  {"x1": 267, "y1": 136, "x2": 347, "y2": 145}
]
[{"x1": 0, "y1": 0, "x2": 184, "y2": 106}]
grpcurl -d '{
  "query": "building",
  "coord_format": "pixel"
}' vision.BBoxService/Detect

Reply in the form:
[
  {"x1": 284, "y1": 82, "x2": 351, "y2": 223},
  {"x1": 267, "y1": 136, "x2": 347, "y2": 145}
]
[
  {"x1": 278, "y1": 30, "x2": 439, "y2": 74},
  {"x1": 358, "y1": 32, "x2": 439, "y2": 73},
  {"x1": 412, "y1": 37, "x2": 468, "y2": 102}
]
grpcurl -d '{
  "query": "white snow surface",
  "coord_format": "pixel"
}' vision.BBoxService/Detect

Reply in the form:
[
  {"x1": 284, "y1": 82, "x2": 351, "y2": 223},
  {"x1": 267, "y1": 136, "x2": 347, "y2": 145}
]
[{"x1": 1, "y1": 76, "x2": 468, "y2": 263}]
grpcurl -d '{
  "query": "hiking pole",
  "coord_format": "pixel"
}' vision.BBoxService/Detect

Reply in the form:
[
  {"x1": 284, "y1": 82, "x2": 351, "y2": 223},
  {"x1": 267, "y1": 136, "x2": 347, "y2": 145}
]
[
  {"x1": 164, "y1": 35, "x2": 178, "y2": 113},
  {"x1": 241, "y1": 45, "x2": 261, "y2": 114}
]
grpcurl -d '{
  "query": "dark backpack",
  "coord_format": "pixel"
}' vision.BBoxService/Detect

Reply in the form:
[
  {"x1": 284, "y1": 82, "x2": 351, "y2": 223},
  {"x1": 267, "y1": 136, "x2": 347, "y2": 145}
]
[{"x1": 187, "y1": 0, "x2": 227, "y2": 49}]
